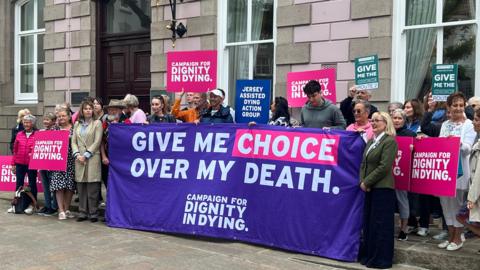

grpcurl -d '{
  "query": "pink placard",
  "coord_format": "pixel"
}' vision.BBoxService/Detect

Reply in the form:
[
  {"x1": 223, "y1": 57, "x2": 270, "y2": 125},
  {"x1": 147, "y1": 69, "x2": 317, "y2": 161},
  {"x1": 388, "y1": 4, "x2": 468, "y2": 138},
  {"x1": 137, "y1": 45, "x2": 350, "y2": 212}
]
[
  {"x1": 393, "y1": 137, "x2": 414, "y2": 191},
  {"x1": 166, "y1": 50, "x2": 217, "y2": 92},
  {"x1": 0, "y1": 156, "x2": 43, "y2": 192},
  {"x1": 29, "y1": 130, "x2": 69, "y2": 171},
  {"x1": 232, "y1": 129, "x2": 339, "y2": 166},
  {"x1": 286, "y1": 69, "x2": 337, "y2": 108},
  {"x1": 410, "y1": 137, "x2": 460, "y2": 197}
]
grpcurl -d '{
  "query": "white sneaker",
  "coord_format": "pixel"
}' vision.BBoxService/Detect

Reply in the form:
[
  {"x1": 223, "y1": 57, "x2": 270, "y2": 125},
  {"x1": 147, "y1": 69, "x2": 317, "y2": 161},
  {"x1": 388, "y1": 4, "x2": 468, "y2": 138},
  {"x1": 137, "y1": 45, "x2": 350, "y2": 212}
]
[
  {"x1": 438, "y1": 241, "x2": 450, "y2": 249},
  {"x1": 65, "y1": 210, "x2": 75, "y2": 219},
  {"x1": 446, "y1": 242, "x2": 463, "y2": 251},
  {"x1": 7, "y1": 207, "x2": 15, "y2": 213},
  {"x1": 433, "y1": 231, "x2": 448, "y2": 240},
  {"x1": 417, "y1": 227, "x2": 429, "y2": 237},
  {"x1": 24, "y1": 205, "x2": 34, "y2": 215},
  {"x1": 58, "y1": 211, "x2": 66, "y2": 220}
]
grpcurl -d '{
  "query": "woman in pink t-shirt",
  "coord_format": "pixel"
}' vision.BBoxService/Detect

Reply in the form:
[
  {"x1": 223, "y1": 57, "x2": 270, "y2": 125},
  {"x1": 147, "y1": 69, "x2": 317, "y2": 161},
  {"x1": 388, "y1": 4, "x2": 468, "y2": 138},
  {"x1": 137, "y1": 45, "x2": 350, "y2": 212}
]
[
  {"x1": 124, "y1": 94, "x2": 147, "y2": 124},
  {"x1": 346, "y1": 100, "x2": 374, "y2": 143}
]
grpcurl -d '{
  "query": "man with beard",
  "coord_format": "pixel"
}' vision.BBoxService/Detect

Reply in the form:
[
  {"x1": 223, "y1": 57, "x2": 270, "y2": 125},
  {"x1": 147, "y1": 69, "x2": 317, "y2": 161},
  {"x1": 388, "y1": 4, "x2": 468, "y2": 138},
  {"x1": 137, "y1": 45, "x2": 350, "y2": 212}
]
[{"x1": 99, "y1": 99, "x2": 131, "y2": 213}]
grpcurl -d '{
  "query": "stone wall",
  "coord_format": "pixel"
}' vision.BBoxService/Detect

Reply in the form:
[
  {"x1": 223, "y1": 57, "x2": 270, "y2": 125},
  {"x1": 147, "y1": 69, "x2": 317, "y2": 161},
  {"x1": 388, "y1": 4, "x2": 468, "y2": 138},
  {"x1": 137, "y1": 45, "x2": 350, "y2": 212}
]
[
  {"x1": 276, "y1": 0, "x2": 393, "y2": 112},
  {"x1": 43, "y1": 0, "x2": 96, "y2": 111},
  {"x1": 150, "y1": 0, "x2": 217, "y2": 92}
]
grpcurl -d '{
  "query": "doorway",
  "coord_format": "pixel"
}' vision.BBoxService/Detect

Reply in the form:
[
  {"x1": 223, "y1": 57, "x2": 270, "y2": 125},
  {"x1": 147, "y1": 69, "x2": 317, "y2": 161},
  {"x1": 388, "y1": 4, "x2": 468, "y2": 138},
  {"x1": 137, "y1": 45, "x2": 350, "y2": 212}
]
[{"x1": 97, "y1": 0, "x2": 151, "y2": 112}]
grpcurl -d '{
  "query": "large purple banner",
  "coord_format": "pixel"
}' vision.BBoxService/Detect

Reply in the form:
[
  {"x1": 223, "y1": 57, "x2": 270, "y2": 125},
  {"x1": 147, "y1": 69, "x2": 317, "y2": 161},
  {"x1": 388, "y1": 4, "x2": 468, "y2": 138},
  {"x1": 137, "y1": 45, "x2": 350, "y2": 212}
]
[{"x1": 107, "y1": 124, "x2": 365, "y2": 261}]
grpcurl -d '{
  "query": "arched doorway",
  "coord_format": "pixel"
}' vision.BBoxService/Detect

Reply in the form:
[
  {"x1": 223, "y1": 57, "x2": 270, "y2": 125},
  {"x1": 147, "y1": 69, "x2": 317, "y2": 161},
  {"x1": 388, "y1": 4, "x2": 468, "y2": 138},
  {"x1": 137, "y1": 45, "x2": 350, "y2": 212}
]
[{"x1": 97, "y1": 0, "x2": 151, "y2": 112}]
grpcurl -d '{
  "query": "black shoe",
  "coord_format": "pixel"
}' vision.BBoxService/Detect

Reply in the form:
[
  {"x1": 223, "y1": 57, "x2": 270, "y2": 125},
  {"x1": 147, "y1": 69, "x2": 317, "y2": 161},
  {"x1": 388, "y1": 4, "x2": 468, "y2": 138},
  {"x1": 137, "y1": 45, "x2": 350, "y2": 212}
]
[
  {"x1": 90, "y1": 217, "x2": 98, "y2": 223},
  {"x1": 397, "y1": 231, "x2": 408, "y2": 241},
  {"x1": 38, "y1": 207, "x2": 48, "y2": 215},
  {"x1": 76, "y1": 216, "x2": 88, "y2": 222},
  {"x1": 43, "y1": 208, "x2": 57, "y2": 216}
]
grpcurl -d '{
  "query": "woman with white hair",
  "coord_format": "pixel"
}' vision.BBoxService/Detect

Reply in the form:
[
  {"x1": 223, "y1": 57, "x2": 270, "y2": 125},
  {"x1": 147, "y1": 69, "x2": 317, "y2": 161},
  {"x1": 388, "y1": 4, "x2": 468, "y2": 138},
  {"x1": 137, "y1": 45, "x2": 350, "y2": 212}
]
[
  {"x1": 10, "y1": 114, "x2": 38, "y2": 214},
  {"x1": 10, "y1": 108, "x2": 31, "y2": 153},
  {"x1": 124, "y1": 94, "x2": 146, "y2": 123}
]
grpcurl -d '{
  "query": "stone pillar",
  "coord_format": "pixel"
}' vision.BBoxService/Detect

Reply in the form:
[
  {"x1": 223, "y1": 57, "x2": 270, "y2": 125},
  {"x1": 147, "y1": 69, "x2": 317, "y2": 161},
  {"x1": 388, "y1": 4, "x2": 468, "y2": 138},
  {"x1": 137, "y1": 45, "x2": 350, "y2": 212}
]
[
  {"x1": 150, "y1": 0, "x2": 217, "y2": 92},
  {"x1": 276, "y1": 0, "x2": 393, "y2": 111},
  {"x1": 43, "y1": 0, "x2": 96, "y2": 110}
]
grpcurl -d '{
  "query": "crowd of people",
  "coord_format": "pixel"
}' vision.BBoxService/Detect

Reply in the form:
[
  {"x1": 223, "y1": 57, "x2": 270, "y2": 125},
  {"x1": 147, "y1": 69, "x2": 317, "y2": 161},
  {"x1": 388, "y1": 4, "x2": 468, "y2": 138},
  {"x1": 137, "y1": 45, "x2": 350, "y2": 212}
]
[{"x1": 8, "y1": 80, "x2": 480, "y2": 269}]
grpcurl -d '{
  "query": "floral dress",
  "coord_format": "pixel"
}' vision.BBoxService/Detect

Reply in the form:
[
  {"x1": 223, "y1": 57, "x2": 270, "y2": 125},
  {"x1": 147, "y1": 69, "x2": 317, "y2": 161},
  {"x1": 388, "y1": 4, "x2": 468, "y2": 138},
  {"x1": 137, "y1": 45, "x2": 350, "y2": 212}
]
[{"x1": 50, "y1": 127, "x2": 76, "y2": 192}]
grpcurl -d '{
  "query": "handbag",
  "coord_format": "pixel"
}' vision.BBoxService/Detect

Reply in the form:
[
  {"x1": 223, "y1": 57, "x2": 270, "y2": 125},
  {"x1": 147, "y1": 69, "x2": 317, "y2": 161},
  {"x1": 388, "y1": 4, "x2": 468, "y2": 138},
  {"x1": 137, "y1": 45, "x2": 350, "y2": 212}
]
[{"x1": 10, "y1": 186, "x2": 38, "y2": 214}]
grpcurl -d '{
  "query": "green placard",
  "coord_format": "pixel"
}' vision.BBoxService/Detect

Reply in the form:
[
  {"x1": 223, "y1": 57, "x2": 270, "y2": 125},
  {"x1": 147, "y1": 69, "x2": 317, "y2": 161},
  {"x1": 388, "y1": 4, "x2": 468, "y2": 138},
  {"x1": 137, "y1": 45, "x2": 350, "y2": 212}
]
[
  {"x1": 431, "y1": 64, "x2": 458, "y2": 101},
  {"x1": 355, "y1": 55, "x2": 379, "y2": 90}
]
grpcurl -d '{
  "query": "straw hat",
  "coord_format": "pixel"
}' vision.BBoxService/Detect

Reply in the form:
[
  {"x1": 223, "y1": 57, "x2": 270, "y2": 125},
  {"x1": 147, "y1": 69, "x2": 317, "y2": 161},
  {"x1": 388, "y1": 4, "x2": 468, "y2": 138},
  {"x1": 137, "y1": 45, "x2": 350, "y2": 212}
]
[{"x1": 104, "y1": 99, "x2": 126, "y2": 109}]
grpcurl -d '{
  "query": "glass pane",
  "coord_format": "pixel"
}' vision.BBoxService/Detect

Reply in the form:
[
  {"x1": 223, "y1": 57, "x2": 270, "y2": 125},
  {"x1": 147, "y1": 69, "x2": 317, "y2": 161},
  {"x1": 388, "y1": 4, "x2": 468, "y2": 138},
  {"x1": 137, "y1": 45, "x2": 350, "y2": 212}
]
[
  {"x1": 251, "y1": 0, "x2": 274, "y2": 41},
  {"x1": 444, "y1": 0, "x2": 475, "y2": 22},
  {"x1": 20, "y1": 65, "x2": 34, "y2": 94},
  {"x1": 444, "y1": 24, "x2": 476, "y2": 98},
  {"x1": 38, "y1": 64, "x2": 44, "y2": 95},
  {"x1": 228, "y1": 45, "x2": 250, "y2": 107},
  {"x1": 406, "y1": 0, "x2": 436, "y2": 26},
  {"x1": 253, "y1": 43, "x2": 273, "y2": 79},
  {"x1": 227, "y1": 0, "x2": 248, "y2": 43},
  {"x1": 37, "y1": 34, "x2": 44, "y2": 63},
  {"x1": 405, "y1": 28, "x2": 437, "y2": 100},
  {"x1": 21, "y1": 0, "x2": 34, "y2": 31},
  {"x1": 21, "y1": 35, "x2": 34, "y2": 64},
  {"x1": 105, "y1": 0, "x2": 151, "y2": 34},
  {"x1": 38, "y1": 0, "x2": 45, "y2": 29}
]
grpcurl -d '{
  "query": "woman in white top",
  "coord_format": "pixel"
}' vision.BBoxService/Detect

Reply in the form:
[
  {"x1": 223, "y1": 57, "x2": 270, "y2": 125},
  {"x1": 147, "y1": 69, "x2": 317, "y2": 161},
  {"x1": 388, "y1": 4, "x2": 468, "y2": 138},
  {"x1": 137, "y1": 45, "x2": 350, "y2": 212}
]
[{"x1": 438, "y1": 92, "x2": 476, "y2": 251}]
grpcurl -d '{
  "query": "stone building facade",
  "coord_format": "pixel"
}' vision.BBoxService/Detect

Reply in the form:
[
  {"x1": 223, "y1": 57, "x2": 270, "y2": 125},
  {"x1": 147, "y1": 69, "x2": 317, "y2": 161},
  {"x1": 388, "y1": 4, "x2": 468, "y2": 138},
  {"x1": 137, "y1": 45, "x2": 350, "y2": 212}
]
[{"x1": 1, "y1": 0, "x2": 478, "y2": 154}]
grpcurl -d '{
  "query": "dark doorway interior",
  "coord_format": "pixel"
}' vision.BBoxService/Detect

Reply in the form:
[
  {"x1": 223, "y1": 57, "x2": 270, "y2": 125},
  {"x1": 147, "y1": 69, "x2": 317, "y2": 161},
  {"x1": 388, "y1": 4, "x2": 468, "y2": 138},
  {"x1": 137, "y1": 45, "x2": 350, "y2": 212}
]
[{"x1": 97, "y1": 0, "x2": 151, "y2": 112}]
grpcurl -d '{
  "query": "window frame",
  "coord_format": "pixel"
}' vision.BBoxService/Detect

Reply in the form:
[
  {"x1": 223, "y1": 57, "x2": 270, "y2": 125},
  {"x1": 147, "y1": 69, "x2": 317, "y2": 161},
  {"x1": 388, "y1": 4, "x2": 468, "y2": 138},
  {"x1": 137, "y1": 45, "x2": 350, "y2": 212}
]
[
  {"x1": 14, "y1": 0, "x2": 45, "y2": 104},
  {"x1": 391, "y1": 0, "x2": 480, "y2": 102},
  {"x1": 217, "y1": 0, "x2": 277, "y2": 105}
]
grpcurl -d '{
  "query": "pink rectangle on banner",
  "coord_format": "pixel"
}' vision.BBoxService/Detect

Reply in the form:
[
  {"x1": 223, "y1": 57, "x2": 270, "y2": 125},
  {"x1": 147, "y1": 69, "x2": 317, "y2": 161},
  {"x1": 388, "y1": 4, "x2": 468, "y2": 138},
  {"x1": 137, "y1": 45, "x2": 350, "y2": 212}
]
[
  {"x1": 0, "y1": 156, "x2": 43, "y2": 192},
  {"x1": 287, "y1": 69, "x2": 337, "y2": 108},
  {"x1": 166, "y1": 50, "x2": 217, "y2": 92},
  {"x1": 394, "y1": 137, "x2": 413, "y2": 191},
  {"x1": 232, "y1": 129, "x2": 340, "y2": 165},
  {"x1": 29, "y1": 130, "x2": 70, "y2": 171},
  {"x1": 410, "y1": 137, "x2": 460, "y2": 197}
]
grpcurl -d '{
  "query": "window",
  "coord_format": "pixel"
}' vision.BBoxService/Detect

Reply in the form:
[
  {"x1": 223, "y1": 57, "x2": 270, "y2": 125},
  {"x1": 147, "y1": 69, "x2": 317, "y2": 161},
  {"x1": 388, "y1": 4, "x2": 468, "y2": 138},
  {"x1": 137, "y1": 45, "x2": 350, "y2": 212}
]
[
  {"x1": 392, "y1": 0, "x2": 479, "y2": 102},
  {"x1": 15, "y1": 0, "x2": 45, "y2": 104},
  {"x1": 218, "y1": 0, "x2": 275, "y2": 107}
]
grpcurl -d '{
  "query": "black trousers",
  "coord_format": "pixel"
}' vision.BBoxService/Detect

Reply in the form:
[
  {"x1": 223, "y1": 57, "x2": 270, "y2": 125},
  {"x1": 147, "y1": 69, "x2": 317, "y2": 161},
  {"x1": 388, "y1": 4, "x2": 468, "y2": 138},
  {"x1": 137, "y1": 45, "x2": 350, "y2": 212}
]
[{"x1": 359, "y1": 188, "x2": 395, "y2": 269}]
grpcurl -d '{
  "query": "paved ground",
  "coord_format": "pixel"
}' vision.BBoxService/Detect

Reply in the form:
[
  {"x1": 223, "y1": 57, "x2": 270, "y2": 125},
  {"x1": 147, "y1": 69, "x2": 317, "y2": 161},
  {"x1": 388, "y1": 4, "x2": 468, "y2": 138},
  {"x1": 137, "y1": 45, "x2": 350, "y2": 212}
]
[{"x1": 0, "y1": 192, "x2": 427, "y2": 270}]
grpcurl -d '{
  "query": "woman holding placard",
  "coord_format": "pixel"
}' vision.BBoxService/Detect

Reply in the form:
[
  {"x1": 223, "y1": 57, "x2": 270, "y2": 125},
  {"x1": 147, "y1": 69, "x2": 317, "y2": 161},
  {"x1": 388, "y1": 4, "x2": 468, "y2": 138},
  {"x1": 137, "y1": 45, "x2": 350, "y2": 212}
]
[
  {"x1": 50, "y1": 108, "x2": 76, "y2": 220},
  {"x1": 358, "y1": 111, "x2": 398, "y2": 269},
  {"x1": 438, "y1": 92, "x2": 476, "y2": 251},
  {"x1": 392, "y1": 109, "x2": 416, "y2": 241},
  {"x1": 72, "y1": 101, "x2": 103, "y2": 223}
]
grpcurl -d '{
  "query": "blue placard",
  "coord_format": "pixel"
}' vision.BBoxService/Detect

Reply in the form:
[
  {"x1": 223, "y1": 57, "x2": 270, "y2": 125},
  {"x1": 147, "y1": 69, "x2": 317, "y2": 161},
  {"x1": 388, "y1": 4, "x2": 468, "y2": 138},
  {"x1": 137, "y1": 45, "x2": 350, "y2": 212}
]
[{"x1": 235, "y1": 80, "x2": 271, "y2": 124}]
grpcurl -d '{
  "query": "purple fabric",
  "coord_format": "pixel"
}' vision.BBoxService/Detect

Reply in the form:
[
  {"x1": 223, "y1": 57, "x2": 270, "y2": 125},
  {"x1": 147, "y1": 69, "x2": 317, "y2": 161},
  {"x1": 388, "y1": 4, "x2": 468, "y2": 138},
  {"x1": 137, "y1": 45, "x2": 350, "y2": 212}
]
[{"x1": 106, "y1": 123, "x2": 365, "y2": 261}]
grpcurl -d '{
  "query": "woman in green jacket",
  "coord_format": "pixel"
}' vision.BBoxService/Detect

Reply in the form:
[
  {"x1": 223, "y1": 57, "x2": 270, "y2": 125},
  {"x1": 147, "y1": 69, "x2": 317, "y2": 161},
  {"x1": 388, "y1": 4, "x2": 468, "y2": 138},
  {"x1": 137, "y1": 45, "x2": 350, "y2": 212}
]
[{"x1": 358, "y1": 111, "x2": 398, "y2": 269}]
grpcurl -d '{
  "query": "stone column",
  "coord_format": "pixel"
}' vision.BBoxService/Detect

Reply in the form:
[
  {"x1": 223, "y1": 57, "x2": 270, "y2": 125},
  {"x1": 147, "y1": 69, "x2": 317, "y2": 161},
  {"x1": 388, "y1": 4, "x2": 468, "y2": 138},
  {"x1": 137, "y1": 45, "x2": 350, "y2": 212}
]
[{"x1": 43, "y1": 0, "x2": 96, "y2": 110}]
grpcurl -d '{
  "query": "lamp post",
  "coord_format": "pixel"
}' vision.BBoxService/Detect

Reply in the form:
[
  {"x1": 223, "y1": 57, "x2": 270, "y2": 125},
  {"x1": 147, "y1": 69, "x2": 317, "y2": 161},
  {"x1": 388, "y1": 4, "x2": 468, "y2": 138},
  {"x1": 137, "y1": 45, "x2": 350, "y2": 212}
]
[{"x1": 166, "y1": 0, "x2": 187, "y2": 47}]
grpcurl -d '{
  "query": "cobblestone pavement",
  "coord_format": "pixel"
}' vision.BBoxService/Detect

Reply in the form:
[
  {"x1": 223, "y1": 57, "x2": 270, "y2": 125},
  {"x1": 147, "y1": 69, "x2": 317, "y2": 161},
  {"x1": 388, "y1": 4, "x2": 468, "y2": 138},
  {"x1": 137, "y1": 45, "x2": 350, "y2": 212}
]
[{"x1": 0, "y1": 194, "x2": 425, "y2": 270}]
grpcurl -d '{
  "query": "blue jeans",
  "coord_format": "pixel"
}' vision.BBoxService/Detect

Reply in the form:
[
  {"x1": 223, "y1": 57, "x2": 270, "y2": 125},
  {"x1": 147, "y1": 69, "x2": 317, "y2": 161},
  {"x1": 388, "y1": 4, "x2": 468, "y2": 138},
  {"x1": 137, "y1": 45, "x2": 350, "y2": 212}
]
[
  {"x1": 15, "y1": 164, "x2": 38, "y2": 200},
  {"x1": 40, "y1": 170, "x2": 58, "y2": 210}
]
